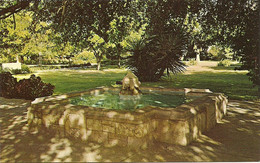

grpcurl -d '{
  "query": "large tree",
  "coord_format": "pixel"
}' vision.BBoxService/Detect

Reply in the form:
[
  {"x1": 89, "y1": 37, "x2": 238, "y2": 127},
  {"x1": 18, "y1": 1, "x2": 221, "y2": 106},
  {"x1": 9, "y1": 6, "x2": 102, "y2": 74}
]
[
  {"x1": 0, "y1": 11, "x2": 32, "y2": 62},
  {"x1": 126, "y1": 0, "x2": 201, "y2": 81},
  {"x1": 198, "y1": 0, "x2": 259, "y2": 96},
  {"x1": 1, "y1": 0, "x2": 259, "y2": 94},
  {"x1": 30, "y1": 0, "x2": 132, "y2": 70},
  {"x1": 0, "y1": 9, "x2": 59, "y2": 64}
]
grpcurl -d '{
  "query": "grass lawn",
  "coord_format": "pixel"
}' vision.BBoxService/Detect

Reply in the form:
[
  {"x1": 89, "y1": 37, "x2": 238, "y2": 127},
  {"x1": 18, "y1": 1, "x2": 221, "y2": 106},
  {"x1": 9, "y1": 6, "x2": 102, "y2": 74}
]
[
  {"x1": 14, "y1": 63, "x2": 258, "y2": 101},
  {"x1": 15, "y1": 69, "x2": 126, "y2": 95},
  {"x1": 143, "y1": 72, "x2": 258, "y2": 100}
]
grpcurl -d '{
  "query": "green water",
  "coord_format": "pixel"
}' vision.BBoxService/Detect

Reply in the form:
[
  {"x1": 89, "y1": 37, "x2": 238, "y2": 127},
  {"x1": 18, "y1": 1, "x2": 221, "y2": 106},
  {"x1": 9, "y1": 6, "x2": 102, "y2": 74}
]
[{"x1": 70, "y1": 91, "x2": 195, "y2": 110}]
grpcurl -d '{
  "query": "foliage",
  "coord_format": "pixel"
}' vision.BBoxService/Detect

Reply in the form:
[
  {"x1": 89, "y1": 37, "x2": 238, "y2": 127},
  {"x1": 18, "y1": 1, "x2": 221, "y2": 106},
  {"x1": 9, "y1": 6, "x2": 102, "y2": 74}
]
[
  {"x1": 185, "y1": 59, "x2": 197, "y2": 66},
  {"x1": 0, "y1": 72, "x2": 18, "y2": 98},
  {"x1": 10, "y1": 68, "x2": 22, "y2": 74},
  {"x1": 0, "y1": 10, "x2": 60, "y2": 64},
  {"x1": 208, "y1": 45, "x2": 234, "y2": 61},
  {"x1": 29, "y1": 65, "x2": 61, "y2": 71},
  {"x1": 87, "y1": 33, "x2": 106, "y2": 70},
  {"x1": 105, "y1": 15, "x2": 133, "y2": 67},
  {"x1": 21, "y1": 64, "x2": 31, "y2": 73},
  {"x1": 32, "y1": 1, "x2": 133, "y2": 70},
  {"x1": 72, "y1": 50, "x2": 96, "y2": 65},
  {"x1": 21, "y1": 23, "x2": 57, "y2": 64},
  {"x1": 218, "y1": 59, "x2": 232, "y2": 67},
  {"x1": 125, "y1": 0, "x2": 190, "y2": 81},
  {"x1": 1, "y1": 0, "x2": 259, "y2": 94},
  {"x1": 0, "y1": 11, "x2": 32, "y2": 62},
  {"x1": 16, "y1": 74, "x2": 55, "y2": 100},
  {"x1": 199, "y1": 0, "x2": 259, "y2": 89},
  {"x1": 127, "y1": 33, "x2": 186, "y2": 82},
  {"x1": 0, "y1": 72, "x2": 55, "y2": 100}
]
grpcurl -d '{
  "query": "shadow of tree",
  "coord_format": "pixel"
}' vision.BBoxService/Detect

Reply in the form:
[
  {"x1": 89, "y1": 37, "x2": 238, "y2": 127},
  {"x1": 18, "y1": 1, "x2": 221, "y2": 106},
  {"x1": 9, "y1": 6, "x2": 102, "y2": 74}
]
[{"x1": 1, "y1": 98, "x2": 259, "y2": 162}]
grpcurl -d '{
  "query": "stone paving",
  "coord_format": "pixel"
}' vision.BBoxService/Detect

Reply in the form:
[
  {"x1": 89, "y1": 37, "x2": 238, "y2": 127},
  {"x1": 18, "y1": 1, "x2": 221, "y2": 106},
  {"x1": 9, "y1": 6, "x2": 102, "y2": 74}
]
[{"x1": 0, "y1": 97, "x2": 259, "y2": 162}]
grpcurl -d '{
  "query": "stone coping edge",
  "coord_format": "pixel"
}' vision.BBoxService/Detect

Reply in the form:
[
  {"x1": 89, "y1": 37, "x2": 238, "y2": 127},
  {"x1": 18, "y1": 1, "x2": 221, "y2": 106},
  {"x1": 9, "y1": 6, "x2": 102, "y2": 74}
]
[{"x1": 29, "y1": 87, "x2": 226, "y2": 124}]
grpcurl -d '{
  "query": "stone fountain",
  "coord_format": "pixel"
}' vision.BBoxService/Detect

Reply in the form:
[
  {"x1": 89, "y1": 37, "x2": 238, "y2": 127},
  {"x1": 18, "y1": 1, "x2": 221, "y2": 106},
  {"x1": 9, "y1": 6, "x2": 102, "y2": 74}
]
[{"x1": 27, "y1": 71, "x2": 228, "y2": 148}]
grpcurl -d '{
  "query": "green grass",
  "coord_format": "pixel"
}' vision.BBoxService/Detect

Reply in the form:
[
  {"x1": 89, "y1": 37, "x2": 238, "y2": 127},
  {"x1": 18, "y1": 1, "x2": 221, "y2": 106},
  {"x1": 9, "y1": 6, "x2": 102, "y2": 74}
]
[
  {"x1": 143, "y1": 71, "x2": 258, "y2": 100},
  {"x1": 14, "y1": 68, "x2": 258, "y2": 101},
  {"x1": 28, "y1": 70, "x2": 125, "y2": 95}
]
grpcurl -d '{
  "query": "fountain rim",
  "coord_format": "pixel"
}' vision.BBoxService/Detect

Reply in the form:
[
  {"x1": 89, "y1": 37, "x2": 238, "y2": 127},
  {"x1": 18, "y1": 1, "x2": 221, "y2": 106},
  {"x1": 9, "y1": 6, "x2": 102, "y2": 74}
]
[
  {"x1": 32, "y1": 86, "x2": 213, "y2": 105},
  {"x1": 27, "y1": 86, "x2": 228, "y2": 147}
]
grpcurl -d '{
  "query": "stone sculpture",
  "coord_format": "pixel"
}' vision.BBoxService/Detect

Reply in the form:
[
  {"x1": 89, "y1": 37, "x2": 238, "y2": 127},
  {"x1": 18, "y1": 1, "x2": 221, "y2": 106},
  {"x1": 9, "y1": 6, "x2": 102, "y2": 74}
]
[{"x1": 120, "y1": 71, "x2": 141, "y2": 96}]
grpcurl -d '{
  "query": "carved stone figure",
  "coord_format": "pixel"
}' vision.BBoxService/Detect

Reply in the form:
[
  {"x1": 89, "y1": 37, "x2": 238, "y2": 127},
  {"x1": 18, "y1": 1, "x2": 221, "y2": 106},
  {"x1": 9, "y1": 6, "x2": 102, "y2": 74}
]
[{"x1": 120, "y1": 71, "x2": 141, "y2": 96}]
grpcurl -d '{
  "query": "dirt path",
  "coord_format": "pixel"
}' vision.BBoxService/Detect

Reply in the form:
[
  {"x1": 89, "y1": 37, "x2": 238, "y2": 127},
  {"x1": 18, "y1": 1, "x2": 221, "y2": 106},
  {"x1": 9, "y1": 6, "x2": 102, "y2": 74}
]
[
  {"x1": 1, "y1": 97, "x2": 259, "y2": 162},
  {"x1": 184, "y1": 61, "x2": 248, "y2": 74}
]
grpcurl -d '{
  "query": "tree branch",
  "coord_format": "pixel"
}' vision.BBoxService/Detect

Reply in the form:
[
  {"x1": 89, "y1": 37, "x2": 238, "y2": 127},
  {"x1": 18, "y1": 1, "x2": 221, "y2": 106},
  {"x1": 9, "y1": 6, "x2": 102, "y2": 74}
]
[
  {"x1": 0, "y1": 1, "x2": 32, "y2": 20},
  {"x1": 13, "y1": 14, "x2": 16, "y2": 29}
]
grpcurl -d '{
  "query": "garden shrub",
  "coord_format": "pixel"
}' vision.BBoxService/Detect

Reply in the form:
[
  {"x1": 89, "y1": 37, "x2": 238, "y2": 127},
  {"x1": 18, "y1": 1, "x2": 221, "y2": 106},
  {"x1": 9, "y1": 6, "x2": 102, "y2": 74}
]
[
  {"x1": 0, "y1": 72, "x2": 18, "y2": 98},
  {"x1": 126, "y1": 33, "x2": 186, "y2": 82},
  {"x1": 72, "y1": 59, "x2": 85, "y2": 65},
  {"x1": 10, "y1": 68, "x2": 23, "y2": 74},
  {"x1": 186, "y1": 59, "x2": 197, "y2": 66},
  {"x1": 16, "y1": 75, "x2": 55, "y2": 100},
  {"x1": 21, "y1": 64, "x2": 31, "y2": 73},
  {"x1": 0, "y1": 72, "x2": 55, "y2": 100},
  {"x1": 218, "y1": 59, "x2": 232, "y2": 67}
]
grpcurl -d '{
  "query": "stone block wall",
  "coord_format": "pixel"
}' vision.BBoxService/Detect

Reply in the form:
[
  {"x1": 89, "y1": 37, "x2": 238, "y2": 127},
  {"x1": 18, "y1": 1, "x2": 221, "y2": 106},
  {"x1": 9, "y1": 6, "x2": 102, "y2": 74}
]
[
  {"x1": 27, "y1": 87, "x2": 228, "y2": 148},
  {"x1": 152, "y1": 93, "x2": 228, "y2": 146}
]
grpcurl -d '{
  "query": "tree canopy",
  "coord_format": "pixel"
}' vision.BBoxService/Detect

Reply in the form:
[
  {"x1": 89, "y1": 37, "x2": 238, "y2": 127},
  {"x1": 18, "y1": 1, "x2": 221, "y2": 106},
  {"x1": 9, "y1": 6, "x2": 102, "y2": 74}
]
[{"x1": 0, "y1": 0, "x2": 259, "y2": 92}]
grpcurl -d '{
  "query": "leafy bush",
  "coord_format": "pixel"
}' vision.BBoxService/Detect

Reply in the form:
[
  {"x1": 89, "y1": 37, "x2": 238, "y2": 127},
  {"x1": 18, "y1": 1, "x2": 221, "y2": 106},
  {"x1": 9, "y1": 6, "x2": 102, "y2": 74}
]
[
  {"x1": 32, "y1": 65, "x2": 62, "y2": 71},
  {"x1": 185, "y1": 59, "x2": 197, "y2": 66},
  {"x1": 218, "y1": 59, "x2": 232, "y2": 67},
  {"x1": 0, "y1": 72, "x2": 55, "y2": 100},
  {"x1": 0, "y1": 72, "x2": 18, "y2": 98},
  {"x1": 16, "y1": 75, "x2": 55, "y2": 100},
  {"x1": 21, "y1": 64, "x2": 31, "y2": 73},
  {"x1": 10, "y1": 68, "x2": 23, "y2": 74},
  {"x1": 72, "y1": 59, "x2": 85, "y2": 65}
]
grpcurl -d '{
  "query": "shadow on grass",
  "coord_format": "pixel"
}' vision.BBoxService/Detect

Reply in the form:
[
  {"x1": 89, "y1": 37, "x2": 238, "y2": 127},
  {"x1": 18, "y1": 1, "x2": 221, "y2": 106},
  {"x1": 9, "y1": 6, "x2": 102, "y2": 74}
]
[
  {"x1": 209, "y1": 62, "x2": 243, "y2": 71},
  {"x1": 1, "y1": 98, "x2": 259, "y2": 162},
  {"x1": 143, "y1": 71, "x2": 258, "y2": 100},
  {"x1": 210, "y1": 66, "x2": 236, "y2": 71}
]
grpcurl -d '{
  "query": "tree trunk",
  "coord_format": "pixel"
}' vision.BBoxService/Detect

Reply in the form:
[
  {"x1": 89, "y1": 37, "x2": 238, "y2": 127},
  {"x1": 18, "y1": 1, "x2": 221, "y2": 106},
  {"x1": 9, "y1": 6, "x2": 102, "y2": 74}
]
[
  {"x1": 196, "y1": 53, "x2": 200, "y2": 63},
  {"x1": 68, "y1": 58, "x2": 72, "y2": 67},
  {"x1": 16, "y1": 55, "x2": 20, "y2": 63},
  {"x1": 258, "y1": 86, "x2": 260, "y2": 98},
  {"x1": 38, "y1": 53, "x2": 42, "y2": 65},
  {"x1": 97, "y1": 60, "x2": 101, "y2": 70},
  {"x1": 117, "y1": 47, "x2": 121, "y2": 68},
  {"x1": 19, "y1": 56, "x2": 24, "y2": 63},
  {"x1": 118, "y1": 57, "x2": 121, "y2": 68}
]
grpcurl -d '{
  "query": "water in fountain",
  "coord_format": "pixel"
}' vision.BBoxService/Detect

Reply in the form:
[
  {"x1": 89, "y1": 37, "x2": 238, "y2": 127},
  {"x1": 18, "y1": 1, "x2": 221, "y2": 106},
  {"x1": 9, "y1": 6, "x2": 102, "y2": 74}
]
[{"x1": 70, "y1": 71, "x2": 197, "y2": 110}]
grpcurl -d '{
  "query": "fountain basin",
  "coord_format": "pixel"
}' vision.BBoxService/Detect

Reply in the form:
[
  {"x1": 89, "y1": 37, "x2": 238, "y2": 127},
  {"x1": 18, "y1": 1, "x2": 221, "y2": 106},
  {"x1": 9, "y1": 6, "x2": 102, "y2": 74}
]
[
  {"x1": 27, "y1": 87, "x2": 228, "y2": 147},
  {"x1": 70, "y1": 90, "x2": 197, "y2": 110}
]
